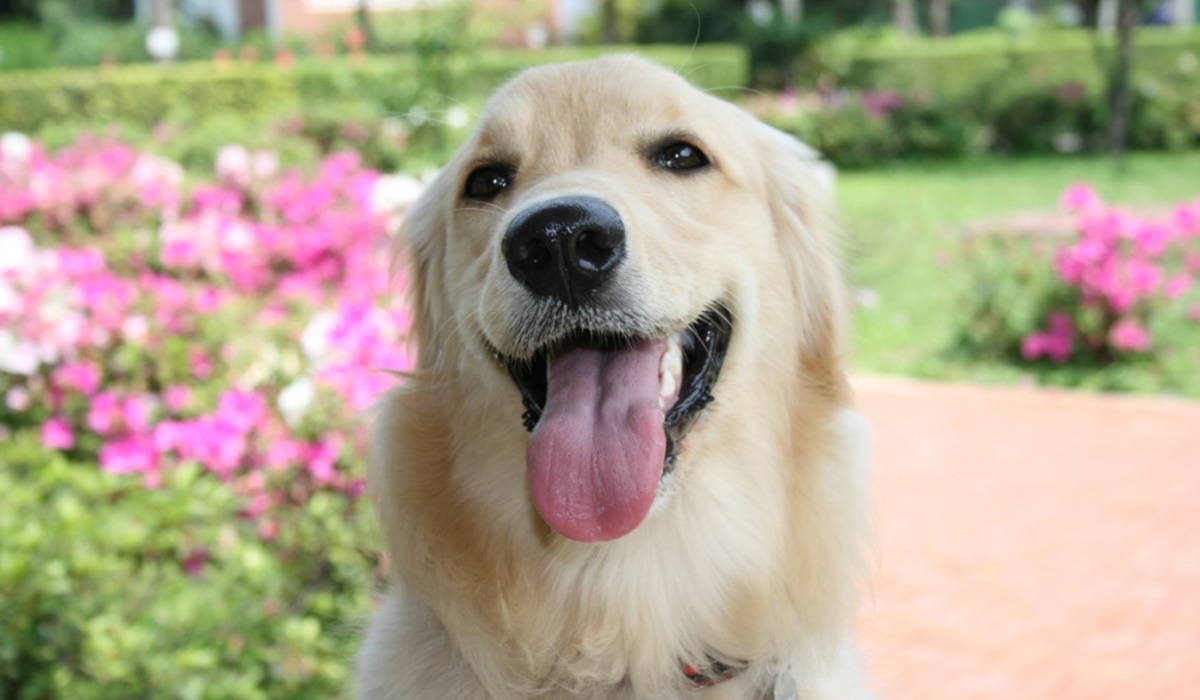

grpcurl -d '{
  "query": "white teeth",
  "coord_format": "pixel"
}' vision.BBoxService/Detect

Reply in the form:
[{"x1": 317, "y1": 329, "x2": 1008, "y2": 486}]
[
  {"x1": 659, "y1": 372, "x2": 676, "y2": 405},
  {"x1": 658, "y1": 333, "x2": 683, "y2": 410}
]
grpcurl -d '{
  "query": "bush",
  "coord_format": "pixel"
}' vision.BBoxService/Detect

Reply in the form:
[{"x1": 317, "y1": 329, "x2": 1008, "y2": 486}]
[
  {"x1": 954, "y1": 184, "x2": 1200, "y2": 392},
  {"x1": 747, "y1": 25, "x2": 1200, "y2": 168},
  {"x1": 0, "y1": 23, "x2": 55, "y2": 71},
  {"x1": 0, "y1": 132, "x2": 421, "y2": 695},
  {"x1": 0, "y1": 438, "x2": 376, "y2": 699},
  {"x1": 821, "y1": 26, "x2": 1200, "y2": 99},
  {"x1": 762, "y1": 90, "x2": 977, "y2": 168},
  {"x1": 0, "y1": 44, "x2": 749, "y2": 136}
]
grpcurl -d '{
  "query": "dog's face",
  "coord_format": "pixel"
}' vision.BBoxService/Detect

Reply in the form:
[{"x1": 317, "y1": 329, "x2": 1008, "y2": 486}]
[{"x1": 402, "y1": 56, "x2": 844, "y2": 544}]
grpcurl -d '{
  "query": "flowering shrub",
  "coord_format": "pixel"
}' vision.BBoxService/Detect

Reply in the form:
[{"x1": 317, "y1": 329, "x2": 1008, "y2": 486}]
[
  {"x1": 1022, "y1": 184, "x2": 1200, "y2": 362},
  {"x1": 1, "y1": 133, "x2": 419, "y2": 520},
  {"x1": 0, "y1": 131, "x2": 423, "y2": 693},
  {"x1": 957, "y1": 183, "x2": 1200, "y2": 393}
]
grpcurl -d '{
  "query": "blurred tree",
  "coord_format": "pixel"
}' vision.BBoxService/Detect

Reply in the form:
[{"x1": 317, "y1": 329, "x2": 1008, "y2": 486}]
[
  {"x1": 356, "y1": 0, "x2": 377, "y2": 51},
  {"x1": 1107, "y1": 0, "x2": 1141, "y2": 157},
  {"x1": 0, "y1": 0, "x2": 40, "y2": 20},
  {"x1": 929, "y1": 0, "x2": 956, "y2": 35},
  {"x1": 893, "y1": 0, "x2": 918, "y2": 34},
  {"x1": 600, "y1": 0, "x2": 617, "y2": 43}
]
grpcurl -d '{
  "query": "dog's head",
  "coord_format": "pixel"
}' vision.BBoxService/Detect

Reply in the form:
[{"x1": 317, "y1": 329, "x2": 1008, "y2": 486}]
[{"x1": 398, "y1": 55, "x2": 846, "y2": 543}]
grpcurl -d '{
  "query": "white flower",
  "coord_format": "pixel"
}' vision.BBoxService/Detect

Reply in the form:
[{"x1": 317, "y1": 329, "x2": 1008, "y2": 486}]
[
  {"x1": 0, "y1": 226, "x2": 34, "y2": 273},
  {"x1": 0, "y1": 132, "x2": 32, "y2": 165},
  {"x1": 0, "y1": 281, "x2": 17, "y2": 316},
  {"x1": 251, "y1": 150, "x2": 279, "y2": 181},
  {"x1": 277, "y1": 377, "x2": 316, "y2": 427},
  {"x1": 122, "y1": 315, "x2": 149, "y2": 344},
  {"x1": 216, "y1": 144, "x2": 251, "y2": 184},
  {"x1": 5, "y1": 387, "x2": 30, "y2": 412},
  {"x1": 301, "y1": 311, "x2": 337, "y2": 362},
  {"x1": 0, "y1": 330, "x2": 39, "y2": 375},
  {"x1": 371, "y1": 174, "x2": 425, "y2": 216}
]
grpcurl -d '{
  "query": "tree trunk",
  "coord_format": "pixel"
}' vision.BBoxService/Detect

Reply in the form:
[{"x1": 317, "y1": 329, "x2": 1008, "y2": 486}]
[
  {"x1": 780, "y1": 0, "x2": 804, "y2": 25},
  {"x1": 601, "y1": 0, "x2": 617, "y2": 44},
  {"x1": 930, "y1": 0, "x2": 953, "y2": 36},
  {"x1": 894, "y1": 0, "x2": 919, "y2": 36},
  {"x1": 356, "y1": 0, "x2": 376, "y2": 52},
  {"x1": 150, "y1": 0, "x2": 172, "y2": 26},
  {"x1": 1108, "y1": 0, "x2": 1137, "y2": 158}
]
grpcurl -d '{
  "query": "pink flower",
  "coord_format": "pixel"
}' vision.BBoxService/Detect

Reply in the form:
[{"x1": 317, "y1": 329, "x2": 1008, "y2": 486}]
[
  {"x1": 306, "y1": 436, "x2": 342, "y2": 485},
  {"x1": 1109, "y1": 317, "x2": 1151, "y2": 353},
  {"x1": 264, "y1": 437, "x2": 305, "y2": 471},
  {"x1": 41, "y1": 418, "x2": 74, "y2": 450},
  {"x1": 121, "y1": 394, "x2": 154, "y2": 432},
  {"x1": 52, "y1": 360, "x2": 102, "y2": 395},
  {"x1": 99, "y1": 435, "x2": 159, "y2": 475},
  {"x1": 87, "y1": 391, "x2": 122, "y2": 434},
  {"x1": 1060, "y1": 183, "x2": 1102, "y2": 212},
  {"x1": 181, "y1": 548, "x2": 209, "y2": 576},
  {"x1": 1164, "y1": 274, "x2": 1193, "y2": 300},
  {"x1": 244, "y1": 492, "x2": 272, "y2": 518},
  {"x1": 216, "y1": 389, "x2": 268, "y2": 431},
  {"x1": 189, "y1": 348, "x2": 213, "y2": 379},
  {"x1": 1022, "y1": 313, "x2": 1075, "y2": 363},
  {"x1": 1124, "y1": 258, "x2": 1162, "y2": 295},
  {"x1": 164, "y1": 385, "x2": 192, "y2": 413},
  {"x1": 1133, "y1": 221, "x2": 1171, "y2": 258},
  {"x1": 258, "y1": 519, "x2": 279, "y2": 541}
]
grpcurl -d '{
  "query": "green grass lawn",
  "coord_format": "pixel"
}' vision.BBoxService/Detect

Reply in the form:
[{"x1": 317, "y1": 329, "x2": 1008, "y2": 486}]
[{"x1": 838, "y1": 151, "x2": 1200, "y2": 395}]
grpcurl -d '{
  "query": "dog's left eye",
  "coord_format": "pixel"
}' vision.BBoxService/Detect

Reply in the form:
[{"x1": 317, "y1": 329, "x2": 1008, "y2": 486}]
[
  {"x1": 653, "y1": 142, "x2": 709, "y2": 171},
  {"x1": 464, "y1": 166, "x2": 512, "y2": 200}
]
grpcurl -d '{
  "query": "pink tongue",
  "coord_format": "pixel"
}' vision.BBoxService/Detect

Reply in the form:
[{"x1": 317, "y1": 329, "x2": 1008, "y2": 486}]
[{"x1": 527, "y1": 339, "x2": 666, "y2": 542}]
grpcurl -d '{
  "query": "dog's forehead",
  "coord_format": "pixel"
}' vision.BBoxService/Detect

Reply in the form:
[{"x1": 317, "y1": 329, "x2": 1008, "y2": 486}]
[{"x1": 472, "y1": 57, "x2": 705, "y2": 161}]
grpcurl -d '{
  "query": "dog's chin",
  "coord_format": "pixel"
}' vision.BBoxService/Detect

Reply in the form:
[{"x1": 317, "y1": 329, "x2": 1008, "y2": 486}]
[{"x1": 484, "y1": 302, "x2": 733, "y2": 543}]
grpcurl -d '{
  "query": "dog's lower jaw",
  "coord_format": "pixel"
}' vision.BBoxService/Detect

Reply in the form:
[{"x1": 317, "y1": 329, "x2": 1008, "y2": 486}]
[{"x1": 363, "y1": 371, "x2": 870, "y2": 699}]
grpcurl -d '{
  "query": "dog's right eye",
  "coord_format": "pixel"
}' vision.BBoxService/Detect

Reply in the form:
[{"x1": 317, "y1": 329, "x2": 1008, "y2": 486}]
[{"x1": 464, "y1": 167, "x2": 512, "y2": 200}]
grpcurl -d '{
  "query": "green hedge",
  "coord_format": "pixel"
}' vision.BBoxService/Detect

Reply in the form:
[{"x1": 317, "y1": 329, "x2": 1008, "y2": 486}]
[
  {"x1": 0, "y1": 45, "x2": 748, "y2": 134},
  {"x1": 830, "y1": 26, "x2": 1200, "y2": 98},
  {"x1": 753, "y1": 26, "x2": 1200, "y2": 168}
]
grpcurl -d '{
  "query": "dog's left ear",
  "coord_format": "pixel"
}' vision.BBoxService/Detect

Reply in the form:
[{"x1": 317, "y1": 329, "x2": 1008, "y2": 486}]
[{"x1": 751, "y1": 122, "x2": 848, "y2": 379}]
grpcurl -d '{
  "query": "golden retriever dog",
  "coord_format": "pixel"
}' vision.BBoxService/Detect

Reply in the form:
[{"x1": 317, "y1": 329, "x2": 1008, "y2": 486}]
[{"x1": 358, "y1": 55, "x2": 873, "y2": 700}]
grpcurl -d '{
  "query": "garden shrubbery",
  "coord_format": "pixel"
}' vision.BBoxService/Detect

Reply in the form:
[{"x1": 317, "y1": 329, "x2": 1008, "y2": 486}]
[
  {"x1": 0, "y1": 131, "x2": 420, "y2": 695},
  {"x1": 0, "y1": 44, "x2": 748, "y2": 136},
  {"x1": 755, "y1": 27, "x2": 1200, "y2": 168},
  {"x1": 956, "y1": 184, "x2": 1200, "y2": 393}
]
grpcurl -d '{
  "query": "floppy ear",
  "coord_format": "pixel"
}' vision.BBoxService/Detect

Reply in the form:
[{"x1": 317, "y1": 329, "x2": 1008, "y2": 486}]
[
  {"x1": 393, "y1": 166, "x2": 457, "y2": 373},
  {"x1": 753, "y1": 123, "x2": 849, "y2": 389}
]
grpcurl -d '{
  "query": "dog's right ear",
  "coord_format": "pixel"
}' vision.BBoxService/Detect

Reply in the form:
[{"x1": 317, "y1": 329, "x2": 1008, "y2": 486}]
[{"x1": 393, "y1": 166, "x2": 456, "y2": 372}]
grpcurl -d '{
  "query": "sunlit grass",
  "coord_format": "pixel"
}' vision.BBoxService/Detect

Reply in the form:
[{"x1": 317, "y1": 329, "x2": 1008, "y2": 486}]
[{"x1": 839, "y1": 151, "x2": 1200, "y2": 393}]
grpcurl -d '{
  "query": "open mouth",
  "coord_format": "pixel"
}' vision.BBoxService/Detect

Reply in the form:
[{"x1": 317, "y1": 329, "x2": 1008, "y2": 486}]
[{"x1": 497, "y1": 304, "x2": 732, "y2": 542}]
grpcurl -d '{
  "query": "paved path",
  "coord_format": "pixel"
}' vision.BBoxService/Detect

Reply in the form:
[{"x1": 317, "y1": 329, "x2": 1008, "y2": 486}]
[{"x1": 852, "y1": 376, "x2": 1200, "y2": 700}]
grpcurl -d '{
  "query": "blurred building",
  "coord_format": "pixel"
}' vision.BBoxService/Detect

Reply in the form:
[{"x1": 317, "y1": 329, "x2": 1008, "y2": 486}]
[{"x1": 133, "y1": 0, "x2": 597, "y2": 43}]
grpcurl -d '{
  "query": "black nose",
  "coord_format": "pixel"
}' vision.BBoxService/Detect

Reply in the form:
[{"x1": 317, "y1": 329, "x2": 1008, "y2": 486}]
[{"x1": 502, "y1": 196, "x2": 626, "y2": 308}]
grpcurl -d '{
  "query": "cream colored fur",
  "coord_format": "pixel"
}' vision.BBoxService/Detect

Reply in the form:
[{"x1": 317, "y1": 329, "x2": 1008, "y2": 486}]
[{"x1": 358, "y1": 55, "x2": 874, "y2": 700}]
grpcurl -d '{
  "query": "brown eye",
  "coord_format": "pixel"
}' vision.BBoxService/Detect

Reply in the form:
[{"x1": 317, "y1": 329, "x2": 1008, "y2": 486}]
[
  {"x1": 654, "y1": 142, "x2": 709, "y2": 171},
  {"x1": 465, "y1": 167, "x2": 512, "y2": 200}
]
